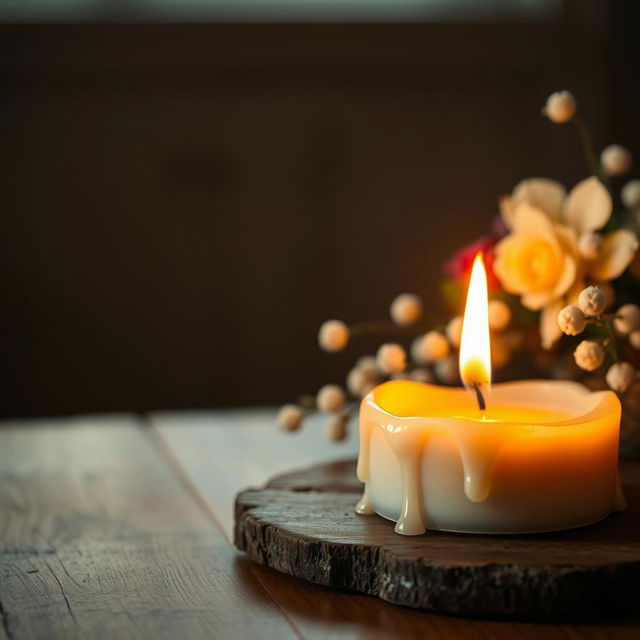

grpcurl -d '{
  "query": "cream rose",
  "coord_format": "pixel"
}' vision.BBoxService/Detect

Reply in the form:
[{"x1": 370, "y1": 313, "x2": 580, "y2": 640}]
[{"x1": 494, "y1": 177, "x2": 638, "y2": 349}]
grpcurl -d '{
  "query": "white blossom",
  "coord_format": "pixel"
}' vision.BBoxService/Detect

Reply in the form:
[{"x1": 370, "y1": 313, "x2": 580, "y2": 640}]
[
  {"x1": 316, "y1": 385, "x2": 346, "y2": 413},
  {"x1": 318, "y1": 320, "x2": 349, "y2": 352},
  {"x1": 543, "y1": 91, "x2": 576, "y2": 124},
  {"x1": 577, "y1": 286, "x2": 607, "y2": 317},
  {"x1": 376, "y1": 343, "x2": 407, "y2": 374},
  {"x1": 356, "y1": 356, "x2": 379, "y2": 378},
  {"x1": 606, "y1": 362, "x2": 636, "y2": 393},
  {"x1": 614, "y1": 304, "x2": 640, "y2": 335},
  {"x1": 601, "y1": 144, "x2": 632, "y2": 176},
  {"x1": 622, "y1": 180, "x2": 640, "y2": 209},
  {"x1": 412, "y1": 331, "x2": 449, "y2": 364},
  {"x1": 557, "y1": 305, "x2": 586, "y2": 336},
  {"x1": 277, "y1": 405, "x2": 303, "y2": 432},
  {"x1": 346, "y1": 367, "x2": 376, "y2": 398},
  {"x1": 390, "y1": 293, "x2": 423, "y2": 326},
  {"x1": 573, "y1": 340, "x2": 605, "y2": 371}
]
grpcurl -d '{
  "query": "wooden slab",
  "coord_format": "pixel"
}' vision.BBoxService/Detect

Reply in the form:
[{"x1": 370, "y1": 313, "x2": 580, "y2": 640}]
[{"x1": 235, "y1": 458, "x2": 640, "y2": 621}]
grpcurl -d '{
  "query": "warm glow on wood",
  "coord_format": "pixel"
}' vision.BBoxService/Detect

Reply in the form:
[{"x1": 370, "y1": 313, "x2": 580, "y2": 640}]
[{"x1": 459, "y1": 252, "x2": 491, "y2": 390}]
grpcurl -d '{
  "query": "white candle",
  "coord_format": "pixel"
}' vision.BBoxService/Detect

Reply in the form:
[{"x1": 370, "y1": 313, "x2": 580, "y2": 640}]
[
  {"x1": 355, "y1": 253, "x2": 624, "y2": 535},
  {"x1": 356, "y1": 379, "x2": 623, "y2": 535}
]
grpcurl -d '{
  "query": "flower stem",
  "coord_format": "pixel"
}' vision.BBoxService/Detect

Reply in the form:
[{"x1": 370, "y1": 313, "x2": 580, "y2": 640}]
[
  {"x1": 572, "y1": 115, "x2": 601, "y2": 180},
  {"x1": 598, "y1": 314, "x2": 620, "y2": 363},
  {"x1": 349, "y1": 315, "x2": 443, "y2": 338}
]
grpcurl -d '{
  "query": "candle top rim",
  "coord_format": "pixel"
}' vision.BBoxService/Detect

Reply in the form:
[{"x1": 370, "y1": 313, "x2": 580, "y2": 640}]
[{"x1": 367, "y1": 379, "x2": 620, "y2": 428}]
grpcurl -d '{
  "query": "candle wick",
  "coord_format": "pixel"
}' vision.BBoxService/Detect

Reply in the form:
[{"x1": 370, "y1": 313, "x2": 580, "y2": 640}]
[{"x1": 472, "y1": 383, "x2": 486, "y2": 412}]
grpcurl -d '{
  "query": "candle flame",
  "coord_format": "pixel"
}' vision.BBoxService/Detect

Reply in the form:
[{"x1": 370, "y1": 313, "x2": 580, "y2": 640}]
[{"x1": 459, "y1": 252, "x2": 491, "y2": 390}]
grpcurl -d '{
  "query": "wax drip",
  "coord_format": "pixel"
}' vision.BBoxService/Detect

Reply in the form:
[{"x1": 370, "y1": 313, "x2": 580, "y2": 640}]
[
  {"x1": 456, "y1": 433, "x2": 503, "y2": 503},
  {"x1": 393, "y1": 450, "x2": 426, "y2": 535},
  {"x1": 355, "y1": 417, "x2": 375, "y2": 516},
  {"x1": 355, "y1": 484, "x2": 374, "y2": 515}
]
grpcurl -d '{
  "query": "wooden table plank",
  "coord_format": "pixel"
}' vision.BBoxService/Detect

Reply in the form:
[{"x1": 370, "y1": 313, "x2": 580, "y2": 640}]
[
  {"x1": 0, "y1": 415, "x2": 300, "y2": 640},
  {"x1": 151, "y1": 408, "x2": 358, "y2": 541},
  {"x1": 152, "y1": 408, "x2": 640, "y2": 640}
]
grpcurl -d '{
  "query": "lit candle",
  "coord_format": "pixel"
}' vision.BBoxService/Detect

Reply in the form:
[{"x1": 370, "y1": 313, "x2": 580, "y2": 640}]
[{"x1": 355, "y1": 253, "x2": 624, "y2": 535}]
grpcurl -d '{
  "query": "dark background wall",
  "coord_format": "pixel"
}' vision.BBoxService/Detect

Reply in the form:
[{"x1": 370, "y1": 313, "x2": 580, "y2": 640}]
[{"x1": 1, "y1": 1, "x2": 639, "y2": 417}]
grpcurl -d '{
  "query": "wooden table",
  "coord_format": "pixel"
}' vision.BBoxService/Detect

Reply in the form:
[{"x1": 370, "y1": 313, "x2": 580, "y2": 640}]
[{"x1": 1, "y1": 410, "x2": 638, "y2": 640}]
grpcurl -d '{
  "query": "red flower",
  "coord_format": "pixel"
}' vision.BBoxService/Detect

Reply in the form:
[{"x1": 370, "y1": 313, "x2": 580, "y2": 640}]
[{"x1": 444, "y1": 234, "x2": 501, "y2": 291}]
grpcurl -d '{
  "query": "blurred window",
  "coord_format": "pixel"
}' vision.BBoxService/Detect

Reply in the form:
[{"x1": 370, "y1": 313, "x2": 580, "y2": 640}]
[{"x1": 0, "y1": 0, "x2": 562, "y2": 23}]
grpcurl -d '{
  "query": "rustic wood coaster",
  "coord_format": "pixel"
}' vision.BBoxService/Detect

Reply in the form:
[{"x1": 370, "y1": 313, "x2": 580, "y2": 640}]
[{"x1": 234, "y1": 458, "x2": 640, "y2": 620}]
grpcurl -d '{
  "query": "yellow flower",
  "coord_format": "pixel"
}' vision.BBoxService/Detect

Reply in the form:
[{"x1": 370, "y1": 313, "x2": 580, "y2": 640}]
[{"x1": 494, "y1": 177, "x2": 638, "y2": 349}]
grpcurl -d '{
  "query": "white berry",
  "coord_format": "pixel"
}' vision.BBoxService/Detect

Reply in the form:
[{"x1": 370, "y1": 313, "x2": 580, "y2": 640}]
[
  {"x1": 614, "y1": 304, "x2": 640, "y2": 335},
  {"x1": 606, "y1": 362, "x2": 636, "y2": 393},
  {"x1": 578, "y1": 286, "x2": 607, "y2": 317},
  {"x1": 318, "y1": 320, "x2": 349, "y2": 352},
  {"x1": 277, "y1": 405, "x2": 303, "y2": 432},
  {"x1": 543, "y1": 91, "x2": 576, "y2": 124},
  {"x1": 557, "y1": 305, "x2": 586, "y2": 336},
  {"x1": 629, "y1": 331, "x2": 640, "y2": 349},
  {"x1": 573, "y1": 340, "x2": 605, "y2": 371},
  {"x1": 316, "y1": 385, "x2": 346, "y2": 413},
  {"x1": 622, "y1": 180, "x2": 640, "y2": 209},
  {"x1": 601, "y1": 144, "x2": 632, "y2": 176},
  {"x1": 376, "y1": 343, "x2": 407, "y2": 374},
  {"x1": 390, "y1": 293, "x2": 423, "y2": 326}
]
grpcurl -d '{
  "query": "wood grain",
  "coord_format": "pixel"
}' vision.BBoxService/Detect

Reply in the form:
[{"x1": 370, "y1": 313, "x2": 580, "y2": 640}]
[
  {"x1": 235, "y1": 459, "x2": 640, "y2": 620},
  {"x1": 153, "y1": 410, "x2": 640, "y2": 638},
  {"x1": 0, "y1": 416, "x2": 299, "y2": 640}
]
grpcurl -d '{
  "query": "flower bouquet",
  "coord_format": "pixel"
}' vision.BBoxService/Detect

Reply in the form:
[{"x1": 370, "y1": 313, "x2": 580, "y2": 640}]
[{"x1": 277, "y1": 91, "x2": 640, "y2": 456}]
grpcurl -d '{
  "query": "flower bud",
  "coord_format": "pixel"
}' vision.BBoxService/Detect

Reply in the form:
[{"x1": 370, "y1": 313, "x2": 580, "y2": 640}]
[
  {"x1": 577, "y1": 232, "x2": 603, "y2": 261},
  {"x1": 318, "y1": 319, "x2": 349, "y2": 352},
  {"x1": 445, "y1": 316, "x2": 463, "y2": 348},
  {"x1": 614, "y1": 304, "x2": 640, "y2": 335},
  {"x1": 629, "y1": 331, "x2": 640, "y2": 349},
  {"x1": 390, "y1": 293, "x2": 423, "y2": 326},
  {"x1": 346, "y1": 367, "x2": 376, "y2": 398},
  {"x1": 376, "y1": 343, "x2": 407, "y2": 374},
  {"x1": 488, "y1": 299, "x2": 511, "y2": 331},
  {"x1": 601, "y1": 144, "x2": 632, "y2": 176},
  {"x1": 557, "y1": 305, "x2": 586, "y2": 336},
  {"x1": 606, "y1": 362, "x2": 636, "y2": 393},
  {"x1": 543, "y1": 90, "x2": 576, "y2": 123},
  {"x1": 573, "y1": 340, "x2": 605, "y2": 371},
  {"x1": 577, "y1": 286, "x2": 607, "y2": 317},
  {"x1": 412, "y1": 331, "x2": 450, "y2": 365},
  {"x1": 325, "y1": 414, "x2": 348, "y2": 442},
  {"x1": 316, "y1": 384, "x2": 346, "y2": 413},
  {"x1": 277, "y1": 405, "x2": 303, "y2": 432},
  {"x1": 356, "y1": 356, "x2": 379, "y2": 378},
  {"x1": 622, "y1": 180, "x2": 640, "y2": 210}
]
